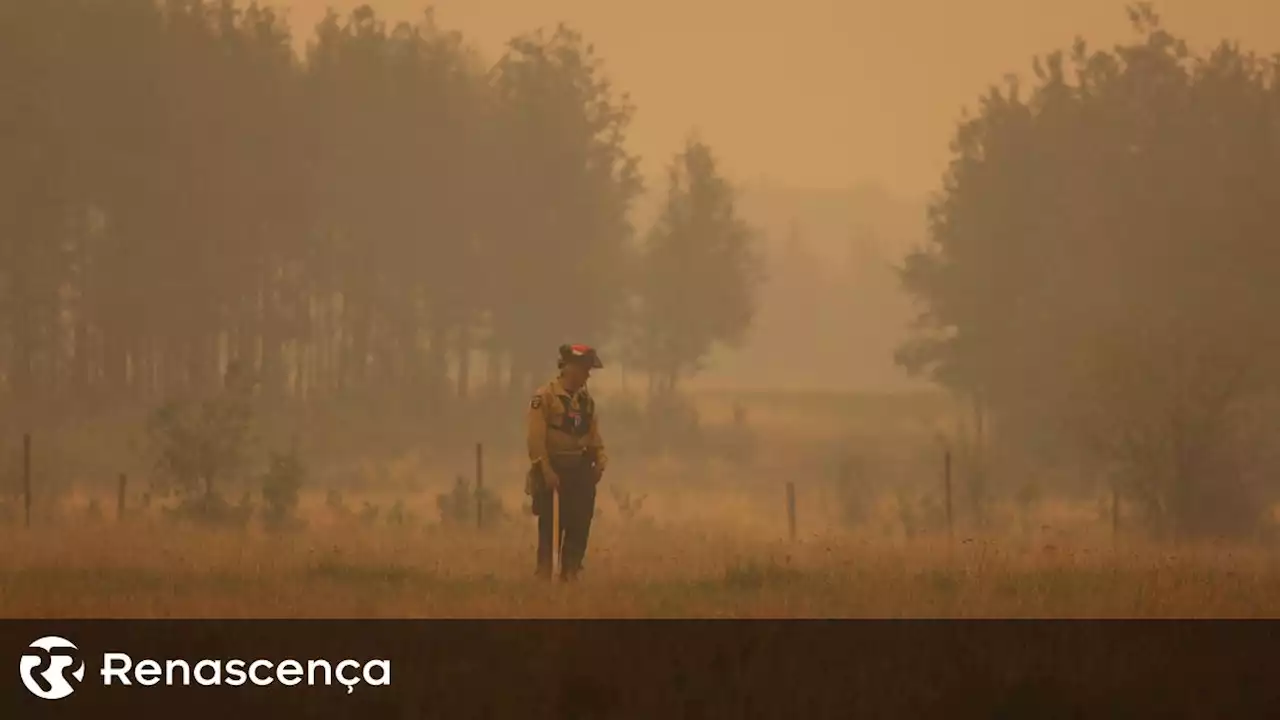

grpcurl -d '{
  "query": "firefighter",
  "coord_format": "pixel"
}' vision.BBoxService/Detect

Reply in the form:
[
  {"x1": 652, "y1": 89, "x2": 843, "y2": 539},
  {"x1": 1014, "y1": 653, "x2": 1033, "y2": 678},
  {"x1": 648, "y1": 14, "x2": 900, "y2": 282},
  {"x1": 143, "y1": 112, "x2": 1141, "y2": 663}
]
[{"x1": 526, "y1": 344, "x2": 607, "y2": 580}]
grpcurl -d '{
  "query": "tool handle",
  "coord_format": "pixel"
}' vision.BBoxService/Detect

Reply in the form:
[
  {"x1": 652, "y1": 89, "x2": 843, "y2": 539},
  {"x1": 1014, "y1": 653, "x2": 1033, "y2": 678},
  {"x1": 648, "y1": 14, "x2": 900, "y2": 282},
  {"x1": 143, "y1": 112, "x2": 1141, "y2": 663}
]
[{"x1": 551, "y1": 488, "x2": 561, "y2": 576}]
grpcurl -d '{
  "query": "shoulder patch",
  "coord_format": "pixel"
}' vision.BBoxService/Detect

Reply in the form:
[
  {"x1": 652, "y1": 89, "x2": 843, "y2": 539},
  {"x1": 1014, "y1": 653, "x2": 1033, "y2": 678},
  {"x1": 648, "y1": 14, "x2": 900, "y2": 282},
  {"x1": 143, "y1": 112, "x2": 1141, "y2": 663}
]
[{"x1": 530, "y1": 395, "x2": 543, "y2": 410}]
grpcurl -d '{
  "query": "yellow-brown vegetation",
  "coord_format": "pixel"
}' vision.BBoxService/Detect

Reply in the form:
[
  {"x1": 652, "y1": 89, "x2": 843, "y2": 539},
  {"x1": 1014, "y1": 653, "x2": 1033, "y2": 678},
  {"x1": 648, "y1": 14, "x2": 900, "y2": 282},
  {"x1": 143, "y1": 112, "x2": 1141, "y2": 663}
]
[{"x1": 4, "y1": 390, "x2": 1278, "y2": 619}]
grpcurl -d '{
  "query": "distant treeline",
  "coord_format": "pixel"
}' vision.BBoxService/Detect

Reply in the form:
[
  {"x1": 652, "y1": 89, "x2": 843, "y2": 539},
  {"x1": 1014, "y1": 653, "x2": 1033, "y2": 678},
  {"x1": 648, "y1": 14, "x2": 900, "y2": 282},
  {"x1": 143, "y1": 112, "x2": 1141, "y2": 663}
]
[{"x1": 0, "y1": 0, "x2": 760, "y2": 425}]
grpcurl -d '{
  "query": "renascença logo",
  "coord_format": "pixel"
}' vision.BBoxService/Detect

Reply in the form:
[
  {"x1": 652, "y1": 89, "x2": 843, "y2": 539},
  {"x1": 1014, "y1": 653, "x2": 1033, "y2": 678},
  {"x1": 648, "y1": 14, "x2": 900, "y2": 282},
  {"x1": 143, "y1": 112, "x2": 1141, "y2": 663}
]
[
  {"x1": 18, "y1": 636, "x2": 391, "y2": 699},
  {"x1": 20, "y1": 636, "x2": 86, "y2": 700}
]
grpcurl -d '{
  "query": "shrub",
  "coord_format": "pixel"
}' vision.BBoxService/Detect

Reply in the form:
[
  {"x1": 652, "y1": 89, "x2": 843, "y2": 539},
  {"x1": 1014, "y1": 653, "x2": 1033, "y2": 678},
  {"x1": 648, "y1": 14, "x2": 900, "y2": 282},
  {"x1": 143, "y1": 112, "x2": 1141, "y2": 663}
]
[
  {"x1": 146, "y1": 362, "x2": 256, "y2": 523},
  {"x1": 261, "y1": 447, "x2": 306, "y2": 532},
  {"x1": 436, "y1": 475, "x2": 504, "y2": 527}
]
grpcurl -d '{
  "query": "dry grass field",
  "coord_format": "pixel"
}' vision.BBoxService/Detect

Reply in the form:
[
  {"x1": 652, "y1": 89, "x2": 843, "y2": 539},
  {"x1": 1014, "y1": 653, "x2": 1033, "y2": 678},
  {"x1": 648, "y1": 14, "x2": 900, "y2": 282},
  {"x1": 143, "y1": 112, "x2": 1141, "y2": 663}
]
[
  {"x1": 3, "y1": 389, "x2": 1280, "y2": 618},
  {"x1": 6, "y1": 521, "x2": 1280, "y2": 618}
]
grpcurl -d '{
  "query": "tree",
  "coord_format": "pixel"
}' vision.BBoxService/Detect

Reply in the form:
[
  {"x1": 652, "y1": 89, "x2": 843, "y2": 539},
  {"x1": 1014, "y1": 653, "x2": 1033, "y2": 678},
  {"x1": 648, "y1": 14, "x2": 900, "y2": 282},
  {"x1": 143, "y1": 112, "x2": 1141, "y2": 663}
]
[
  {"x1": 485, "y1": 24, "x2": 643, "y2": 397},
  {"x1": 0, "y1": 0, "x2": 725, "y2": 466},
  {"x1": 632, "y1": 138, "x2": 763, "y2": 395},
  {"x1": 895, "y1": 3, "x2": 1280, "y2": 538}
]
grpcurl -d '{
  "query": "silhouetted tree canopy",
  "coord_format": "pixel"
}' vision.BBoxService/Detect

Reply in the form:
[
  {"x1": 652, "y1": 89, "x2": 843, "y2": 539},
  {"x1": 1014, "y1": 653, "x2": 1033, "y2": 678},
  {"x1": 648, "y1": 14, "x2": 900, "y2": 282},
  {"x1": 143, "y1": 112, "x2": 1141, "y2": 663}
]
[
  {"x1": 0, "y1": 1, "x2": 746, "y2": 450},
  {"x1": 897, "y1": 3, "x2": 1280, "y2": 538},
  {"x1": 629, "y1": 138, "x2": 763, "y2": 395}
]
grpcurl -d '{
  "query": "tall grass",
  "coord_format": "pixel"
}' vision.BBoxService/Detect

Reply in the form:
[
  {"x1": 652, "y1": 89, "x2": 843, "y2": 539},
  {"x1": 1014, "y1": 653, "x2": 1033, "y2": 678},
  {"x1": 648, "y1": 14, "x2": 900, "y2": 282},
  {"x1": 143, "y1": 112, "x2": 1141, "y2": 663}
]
[{"x1": 2, "y1": 492, "x2": 1279, "y2": 618}]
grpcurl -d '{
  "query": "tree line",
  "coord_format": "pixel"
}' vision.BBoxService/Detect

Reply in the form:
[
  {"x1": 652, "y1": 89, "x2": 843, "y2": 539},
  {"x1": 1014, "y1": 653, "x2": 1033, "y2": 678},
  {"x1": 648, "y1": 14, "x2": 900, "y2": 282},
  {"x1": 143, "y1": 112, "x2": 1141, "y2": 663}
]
[
  {"x1": 0, "y1": 0, "x2": 761, "y2": 433},
  {"x1": 14, "y1": 0, "x2": 1271, "y2": 541},
  {"x1": 898, "y1": 4, "x2": 1280, "y2": 539}
]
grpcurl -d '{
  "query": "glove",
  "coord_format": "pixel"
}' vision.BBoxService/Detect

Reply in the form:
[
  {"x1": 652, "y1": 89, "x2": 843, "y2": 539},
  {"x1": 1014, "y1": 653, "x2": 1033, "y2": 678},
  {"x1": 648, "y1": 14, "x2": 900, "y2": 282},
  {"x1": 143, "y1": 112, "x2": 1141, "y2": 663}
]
[{"x1": 528, "y1": 462, "x2": 561, "y2": 493}]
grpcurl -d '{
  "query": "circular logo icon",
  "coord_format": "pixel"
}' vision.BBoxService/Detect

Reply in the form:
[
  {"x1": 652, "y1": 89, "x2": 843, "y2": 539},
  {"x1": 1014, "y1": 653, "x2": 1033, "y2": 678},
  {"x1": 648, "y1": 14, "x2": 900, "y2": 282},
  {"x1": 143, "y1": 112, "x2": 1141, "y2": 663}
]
[{"x1": 19, "y1": 636, "x2": 86, "y2": 700}]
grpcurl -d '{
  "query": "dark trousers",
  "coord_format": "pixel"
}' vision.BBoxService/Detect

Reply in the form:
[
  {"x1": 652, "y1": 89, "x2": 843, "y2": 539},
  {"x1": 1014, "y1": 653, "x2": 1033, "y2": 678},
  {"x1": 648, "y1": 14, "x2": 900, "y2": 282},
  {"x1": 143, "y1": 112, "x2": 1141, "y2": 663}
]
[{"x1": 532, "y1": 458, "x2": 598, "y2": 579}]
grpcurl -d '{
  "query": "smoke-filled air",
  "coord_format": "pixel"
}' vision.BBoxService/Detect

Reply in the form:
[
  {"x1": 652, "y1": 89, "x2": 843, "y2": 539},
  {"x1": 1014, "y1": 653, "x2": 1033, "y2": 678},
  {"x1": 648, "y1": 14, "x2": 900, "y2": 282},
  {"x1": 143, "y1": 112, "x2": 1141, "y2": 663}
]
[{"x1": 5, "y1": 0, "x2": 1280, "y2": 617}]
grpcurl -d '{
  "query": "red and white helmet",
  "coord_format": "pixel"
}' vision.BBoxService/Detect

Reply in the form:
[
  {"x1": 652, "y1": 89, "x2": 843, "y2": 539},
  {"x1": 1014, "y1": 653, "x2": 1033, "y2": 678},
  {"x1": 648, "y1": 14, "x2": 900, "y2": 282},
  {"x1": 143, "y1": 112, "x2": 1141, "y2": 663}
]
[{"x1": 558, "y1": 344, "x2": 603, "y2": 369}]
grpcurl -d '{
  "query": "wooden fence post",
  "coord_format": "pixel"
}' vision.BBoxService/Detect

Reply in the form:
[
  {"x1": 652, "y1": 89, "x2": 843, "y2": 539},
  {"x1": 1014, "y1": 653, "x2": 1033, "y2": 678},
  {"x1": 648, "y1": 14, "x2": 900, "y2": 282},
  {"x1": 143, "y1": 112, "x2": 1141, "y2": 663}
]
[
  {"x1": 23, "y1": 433, "x2": 31, "y2": 529},
  {"x1": 785, "y1": 481, "x2": 796, "y2": 541},
  {"x1": 475, "y1": 442, "x2": 484, "y2": 530},
  {"x1": 118, "y1": 473, "x2": 128, "y2": 521},
  {"x1": 1112, "y1": 484, "x2": 1120, "y2": 549},
  {"x1": 944, "y1": 448, "x2": 953, "y2": 543}
]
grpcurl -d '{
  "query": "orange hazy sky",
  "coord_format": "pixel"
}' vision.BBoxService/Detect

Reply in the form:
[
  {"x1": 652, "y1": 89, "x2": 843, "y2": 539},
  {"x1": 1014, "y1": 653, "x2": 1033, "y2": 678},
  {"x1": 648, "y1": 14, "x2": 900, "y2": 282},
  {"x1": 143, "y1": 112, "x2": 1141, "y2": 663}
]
[{"x1": 281, "y1": 1, "x2": 1280, "y2": 197}]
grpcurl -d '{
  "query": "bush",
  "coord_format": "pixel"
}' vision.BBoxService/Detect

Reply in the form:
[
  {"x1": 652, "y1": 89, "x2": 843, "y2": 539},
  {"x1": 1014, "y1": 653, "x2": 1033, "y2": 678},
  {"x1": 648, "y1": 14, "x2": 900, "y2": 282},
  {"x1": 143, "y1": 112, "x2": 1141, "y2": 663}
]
[
  {"x1": 609, "y1": 484, "x2": 648, "y2": 522},
  {"x1": 261, "y1": 447, "x2": 306, "y2": 532},
  {"x1": 325, "y1": 488, "x2": 354, "y2": 522},
  {"x1": 386, "y1": 498, "x2": 418, "y2": 527},
  {"x1": 832, "y1": 454, "x2": 874, "y2": 528},
  {"x1": 436, "y1": 475, "x2": 504, "y2": 527},
  {"x1": 896, "y1": 489, "x2": 947, "y2": 540},
  {"x1": 161, "y1": 490, "x2": 254, "y2": 529},
  {"x1": 146, "y1": 362, "x2": 256, "y2": 518}
]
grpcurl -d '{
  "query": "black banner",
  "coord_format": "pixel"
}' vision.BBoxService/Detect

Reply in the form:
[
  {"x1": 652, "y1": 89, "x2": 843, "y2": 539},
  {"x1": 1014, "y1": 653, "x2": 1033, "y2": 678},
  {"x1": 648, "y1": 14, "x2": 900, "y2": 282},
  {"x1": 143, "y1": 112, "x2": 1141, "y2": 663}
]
[{"x1": 3, "y1": 620, "x2": 1277, "y2": 718}]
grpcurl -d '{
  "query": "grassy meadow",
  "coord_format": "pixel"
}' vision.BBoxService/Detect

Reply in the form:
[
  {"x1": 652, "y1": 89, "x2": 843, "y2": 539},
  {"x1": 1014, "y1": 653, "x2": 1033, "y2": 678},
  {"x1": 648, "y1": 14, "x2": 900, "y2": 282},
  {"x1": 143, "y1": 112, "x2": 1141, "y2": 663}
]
[{"x1": 2, "y1": 388, "x2": 1280, "y2": 618}]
